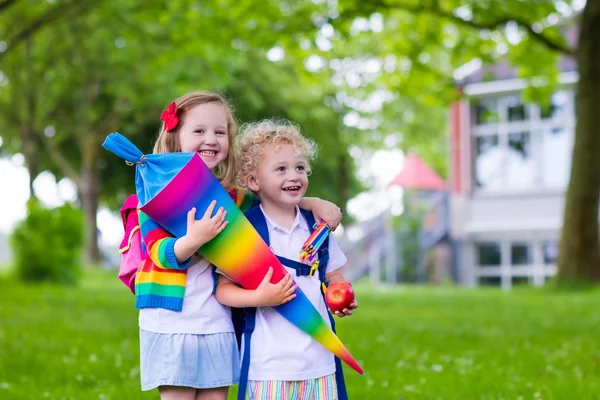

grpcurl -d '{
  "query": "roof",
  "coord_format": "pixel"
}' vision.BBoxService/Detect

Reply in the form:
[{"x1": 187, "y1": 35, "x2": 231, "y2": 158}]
[
  {"x1": 388, "y1": 153, "x2": 446, "y2": 191},
  {"x1": 458, "y1": 25, "x2": 578, "y2": 85}
]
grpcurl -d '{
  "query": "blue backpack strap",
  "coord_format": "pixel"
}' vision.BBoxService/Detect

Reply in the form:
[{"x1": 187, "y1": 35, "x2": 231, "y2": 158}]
[
  {"x1": 276, "y1": 255, "x2": 316, "y2": 277},
  {"x1": 248, "y1": 207, "x2": 317, "y2": 277},
  {"x1": 298, "y1": 209, "x2": 347, "y2": 400},
  {"x1": 238, "y1": 306, "x2": 256, "y2": 400},
  {"x1": 237, "y1": 207, "x2": 269, "y2": 400},
  {"x1": 211, "y1": 266, "x2": 245, "y2": 350},
  {"x1": 246, "y1": 206, "x2": 270, "y2": 245},
  {"x1": 240, "y1": 207, "x2": 347, "y2": 400}
]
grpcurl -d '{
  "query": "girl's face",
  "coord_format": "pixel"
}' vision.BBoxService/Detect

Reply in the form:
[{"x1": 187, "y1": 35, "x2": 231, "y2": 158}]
[{"x1": 178, "y1": 102, "x2": 230, "y2": 170}]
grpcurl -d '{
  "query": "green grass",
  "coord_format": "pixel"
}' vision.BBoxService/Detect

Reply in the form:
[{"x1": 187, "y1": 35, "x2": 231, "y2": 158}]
[{"x1": 1, "y1": 270, "x2": 600, "y2": 399}]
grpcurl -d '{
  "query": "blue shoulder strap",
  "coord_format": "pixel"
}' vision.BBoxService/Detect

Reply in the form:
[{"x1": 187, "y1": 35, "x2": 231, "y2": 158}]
[
  {"x1": 298, "y1": 209, "x2": 347, "y2": 400},
  {"x1": 298, "y1": 209, "x2": 330, "y2": 280},
  {"x1": 237, "y1": 207, "x2": 264, "y2": 400},
  {"x1": 247, "y1": 207, "x2": 323, "y2": 277},
  {"x1": 238, "y1": 207, "x2": 346, "y2": 400}
]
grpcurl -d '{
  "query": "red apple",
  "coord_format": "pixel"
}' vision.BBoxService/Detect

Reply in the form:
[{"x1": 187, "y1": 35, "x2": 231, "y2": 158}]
[{"x1": 325, "y1": 282, "x2": 355, "y2": 313}]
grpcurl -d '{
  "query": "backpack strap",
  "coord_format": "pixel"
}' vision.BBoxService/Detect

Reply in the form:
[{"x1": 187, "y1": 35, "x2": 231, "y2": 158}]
[
  {"x1": 276, "y1": 256, "x2": 318, "y2": 277},
  {"x1": 239, "y1": 207, "x2": 346, "y2": 400},
  {"x1": 298, "y1": 209, "x2": 348, "y2": 400},
  {"x1": 298, "y1": 209, "x2": 330, "y2": 284},
  {"x1": 212, "y1": 190, "x2": 259, "y2": 354},
  {"x1": 210, "y1": 265, "x2": 245, "y2": 351},
  {"x1": 237, "y1": 207, "x2": 266, "y2": 400},
  {"x1": 119, "y1": 194, "x2": 140, "y2": 252},
  {"x1": 248, "y1": 207, "x2": 323, "y2": 277},
  {"x1": 237, "y1": 305, "x2": 256, "y2": 400}
]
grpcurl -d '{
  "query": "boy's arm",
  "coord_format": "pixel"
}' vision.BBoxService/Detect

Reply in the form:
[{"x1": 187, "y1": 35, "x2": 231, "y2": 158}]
[
  {"x1": 215, "y1": 268, "x2": 297, "y2": 307},
  {"x1": 324, "y1": 235, "x2": 358, "y2": 317},
  {"x1": 325, "y1": 269, "x2": 347, "y2": 284},
  {"x1": 325, "y1": 268, "x2": 359, "y2": 317},
  {"x1": 240, "y1": 190, "x2": 341, "y2": 230},
  {"x1": 139, "y1": 211, "x2": 192, "y2": 270}
]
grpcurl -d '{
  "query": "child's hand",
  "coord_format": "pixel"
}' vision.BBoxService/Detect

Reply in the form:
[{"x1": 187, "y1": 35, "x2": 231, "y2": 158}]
[
  {"x1": 184, "y1": 201, "x2": 228, "y2": 249},
  {"x1": 253, "y1": 267, "x2": 297, "y2": 307},
  {"x1": 329, "y1": 299, "x2": 358, "y2": 318},
  {"x1": 311, "y1": 199, "x2": 342, "y2": 231}
]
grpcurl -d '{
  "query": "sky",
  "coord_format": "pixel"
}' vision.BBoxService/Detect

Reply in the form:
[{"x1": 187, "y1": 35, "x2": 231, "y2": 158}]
[
  {"x1": 0, "y1": 148, "x2": 405, "y2": 247},
  {"x1": 0, "y1": 154, "x2": 125, "y2": 248}
]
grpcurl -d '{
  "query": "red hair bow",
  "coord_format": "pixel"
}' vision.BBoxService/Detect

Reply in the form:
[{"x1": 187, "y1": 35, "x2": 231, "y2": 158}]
[{"x1": 160, "y1": 102, "x2": 179, "y2": 132}]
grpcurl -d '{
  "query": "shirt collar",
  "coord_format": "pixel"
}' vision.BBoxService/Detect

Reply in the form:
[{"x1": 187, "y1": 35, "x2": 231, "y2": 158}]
[{"x1": 259, "y1": 205, "x2": 309, "y2": 234}]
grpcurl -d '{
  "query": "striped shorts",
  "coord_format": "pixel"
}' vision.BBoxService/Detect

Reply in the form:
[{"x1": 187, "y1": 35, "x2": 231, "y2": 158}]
[{"x1": 245, "y1": 374, "x2": 337, "y2": 400}]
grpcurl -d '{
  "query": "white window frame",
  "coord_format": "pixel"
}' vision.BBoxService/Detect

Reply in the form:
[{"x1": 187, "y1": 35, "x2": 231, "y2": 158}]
[
  {"x1": 471, "y1": 88, "x2": 576, "y2": 196},
  {"x1": 474, "y1": 239, "x2": 557, "y2": 289}
]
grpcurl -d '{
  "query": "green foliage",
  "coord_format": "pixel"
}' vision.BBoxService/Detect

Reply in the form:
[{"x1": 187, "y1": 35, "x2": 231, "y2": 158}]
[
  {"x1": 10, "y1": 200, "x2": 84, "y2": 284},
  {"x1": 1, "y1": 269, "x2": 600, "y2": 398},
  {"x1": 0, "y1": 0, "x2": 363, "y2": 214},
  {"x1": 323, "y1": 0, "x2": 578, "y2": 174}
]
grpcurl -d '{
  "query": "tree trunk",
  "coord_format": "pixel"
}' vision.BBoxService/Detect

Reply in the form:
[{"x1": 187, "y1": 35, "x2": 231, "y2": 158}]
[
  {"x1": 338, "y1": 152, "x2": 350, "y2": 220},
  {"x1": 22, "y1": 123, "x2": 39, "y2": 198},
  {"x1": 557, "y1": 0, "x2": 600, "y2": 283},
  {"x1": 22, "y1": 37, "x2": 39, "y2": 199},
  {"x1": 81, "y1": 163, "x2": 101, "y2": 265}
]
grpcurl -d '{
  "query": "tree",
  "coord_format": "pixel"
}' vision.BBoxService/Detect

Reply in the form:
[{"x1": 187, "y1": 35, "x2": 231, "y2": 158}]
[
  {"x1": 0, "y1": 0, "x2": 364, "y2": 263},
  {"x1": 557, "y1": 1, "x2": 600, "y2": 282},
  {"x1": 0, "y1": 0, "x2": 98, "y2": 61},
  {"x1": 329, "y1": 0, "x2": 599, "y2": 283}
]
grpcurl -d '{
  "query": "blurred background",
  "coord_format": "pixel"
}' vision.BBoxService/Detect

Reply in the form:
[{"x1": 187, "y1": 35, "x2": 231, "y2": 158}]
[{"x1": 1, "y1": 1, "x2": 599, "y2": 399}]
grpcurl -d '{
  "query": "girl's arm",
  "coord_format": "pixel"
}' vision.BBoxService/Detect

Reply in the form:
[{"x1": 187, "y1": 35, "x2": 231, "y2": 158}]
[
  {"x1": 139, "y1": 211, "x2": 191, "y2": 270},
  {"x1": 325, "y1": 268, "x2": 359, "y2": 317},
  {"x1": 215, "y1": 268, "x2": 297, "y2": 308},
  {"x1": 298, "y1": 197, "x2": 342, "y2": 230},
  {"x1": 141, "y1": 200, "x2": 228, "y2": 268},
  {"x1": 240, "y1": 188, "x2": 341, "y2": 230}
]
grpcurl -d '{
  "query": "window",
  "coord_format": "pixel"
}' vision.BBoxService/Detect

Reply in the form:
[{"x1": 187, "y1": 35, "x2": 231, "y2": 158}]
[
  {"x1": 511, "y1": 276, "x2": 530, "y2": 286},
  {"x1": 506, "y1": 96, "x2": 527, "y2": 121},
  {"x1": 472, "y1": 91, "x2": 574, "y2": 192},
  {"x1": 541, "y1": 91, "x2": 570, "y2": 120},
  {"x1": 479, "y1": 276, "x2": 501, "y2": 286},
  {"x1": 475, "y1": 98, "x2": 499, "y2": 125},
  {"x1": 476, "y1": 242, "x2": 501, "y2": 267},
  {"x1": 511, "y1": 243, "x2": 531, "y2": 265},
  {"x1": 475, "y1": 135, "x2": 502, "y2": 189},
  {"x1": 541, "y1": 127, "x2": 572, "y2": 188},
  {"x1": 506, "y1": 131, "x2": 535, "y2": 188},
  {"x1": 475, "y1": 241, "x2": 557, "y2": 288},
  {"x1": 543, "y1": 241, "x2": 559, "y2": 265}
]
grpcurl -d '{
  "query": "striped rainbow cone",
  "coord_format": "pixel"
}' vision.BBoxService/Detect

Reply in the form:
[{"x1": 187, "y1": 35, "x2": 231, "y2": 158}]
[{"x1": 103, "y1": 133, "x2": 364, "y2": 375}]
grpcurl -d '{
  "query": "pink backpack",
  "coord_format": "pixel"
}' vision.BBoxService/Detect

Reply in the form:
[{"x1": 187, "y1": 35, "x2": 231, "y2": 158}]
[{"x1": 118, "y1": 194, "x2": 146, "y2": 294}]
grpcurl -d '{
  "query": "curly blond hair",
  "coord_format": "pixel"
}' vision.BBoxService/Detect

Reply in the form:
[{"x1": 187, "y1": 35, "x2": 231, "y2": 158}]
[{"x1": 236, "y1": 119, "x2": 317, "y2": 188}]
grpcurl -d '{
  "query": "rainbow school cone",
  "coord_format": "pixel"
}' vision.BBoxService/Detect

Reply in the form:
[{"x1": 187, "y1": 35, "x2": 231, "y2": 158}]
[{"x1": 103, "y1": 133, "x2": 364, "y2": 375}]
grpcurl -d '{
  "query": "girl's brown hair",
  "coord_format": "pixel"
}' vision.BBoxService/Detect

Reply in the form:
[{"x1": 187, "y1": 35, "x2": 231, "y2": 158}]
[{"x1": 153, "y1": 91, "x2": 238, "y2": 191}]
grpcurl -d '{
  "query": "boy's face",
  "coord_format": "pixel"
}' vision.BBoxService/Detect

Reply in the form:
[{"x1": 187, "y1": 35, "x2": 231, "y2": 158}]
[
  {"x1": 178, "y1": 102, "x2": 229, "y2": 170},
  {"x1": 247, "y1": 143, "x2": 309, "y2": 208}
]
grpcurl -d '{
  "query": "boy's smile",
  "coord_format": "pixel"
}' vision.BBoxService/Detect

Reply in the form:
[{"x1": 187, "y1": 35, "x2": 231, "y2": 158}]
[{"x1": 248, "y1": 143, "x2": 309, "y2": 208}]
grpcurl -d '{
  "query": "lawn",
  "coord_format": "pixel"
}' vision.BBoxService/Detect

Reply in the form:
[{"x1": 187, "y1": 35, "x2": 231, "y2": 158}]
[{"x1": 1, "y1": 269, "x2": 599, "y2": 399}]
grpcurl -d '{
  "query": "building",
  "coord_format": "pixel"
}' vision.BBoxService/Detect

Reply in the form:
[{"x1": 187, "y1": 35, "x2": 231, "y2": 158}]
[{"x1": 448, "y1": 45, "x2": 578, "y2": 288}]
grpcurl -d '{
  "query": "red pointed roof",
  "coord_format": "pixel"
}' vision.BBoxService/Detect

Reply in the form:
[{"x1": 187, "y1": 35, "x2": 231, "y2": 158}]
[{"x1": 388, "y1": 153, "x2": 446, "y2": 191}]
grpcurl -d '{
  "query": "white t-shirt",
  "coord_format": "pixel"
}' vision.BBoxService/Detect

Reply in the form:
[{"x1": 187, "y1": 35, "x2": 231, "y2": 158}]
[
  {"x1": 139, "y1": 257, "x2": 234, "y2": 335},
  {"x1": 245, "y1": 206, "x2": 348, "y2": 381}
]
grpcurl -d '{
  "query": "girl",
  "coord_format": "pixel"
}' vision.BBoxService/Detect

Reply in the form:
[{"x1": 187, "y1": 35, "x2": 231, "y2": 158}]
[
  {"x1": 138, "y1": 92, "x2": 342, "y2": 400},
  {"x1": 215, "y1": 119, "x2": 358, "y2": 400}
]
